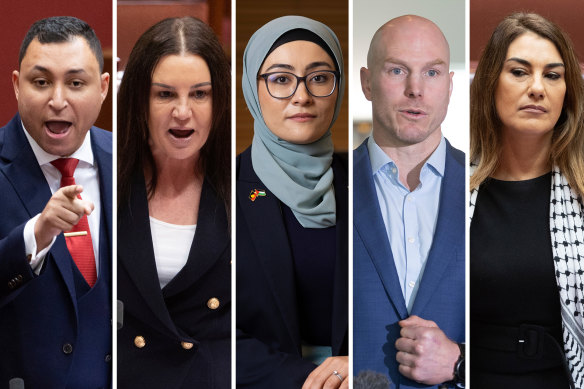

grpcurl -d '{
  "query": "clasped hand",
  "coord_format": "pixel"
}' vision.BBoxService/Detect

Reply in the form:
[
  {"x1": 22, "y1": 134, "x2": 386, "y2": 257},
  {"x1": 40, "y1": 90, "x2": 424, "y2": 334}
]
[{"x1": 395, "y1": 315, "x2": 459, "y2": 385}]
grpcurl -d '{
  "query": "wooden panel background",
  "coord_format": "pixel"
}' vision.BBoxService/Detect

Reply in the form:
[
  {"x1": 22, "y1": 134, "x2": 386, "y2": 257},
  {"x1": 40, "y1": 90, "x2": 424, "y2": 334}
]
[
  {"x1": 235, "y1": 0, "x2": 349, "y2": 154},
  {"x1": 0, "y1": 0, "x2": 112, "y2": 130},
  {"x1": 470, "y1": 0, "x2": 584, "y2": 68}
]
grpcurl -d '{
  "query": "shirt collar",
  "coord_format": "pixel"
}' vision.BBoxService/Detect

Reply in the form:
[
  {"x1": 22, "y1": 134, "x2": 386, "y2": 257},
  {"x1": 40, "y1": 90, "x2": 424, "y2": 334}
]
[
  {"x1": 425, "y1": 136, "x2": 446, "y2": 177},
  {"x1": 21, "y1": 121, "x2": 94, "y2": 167},
  {"x1": 367, "y1": 135, "x2": 394, "y2": 175},
  {"x1": 367, "y1": 134, "x2": 446, "y2": 178}
]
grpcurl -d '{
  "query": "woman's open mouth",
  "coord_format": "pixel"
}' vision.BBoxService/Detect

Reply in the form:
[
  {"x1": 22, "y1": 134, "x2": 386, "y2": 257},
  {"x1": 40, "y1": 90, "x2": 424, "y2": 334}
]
[{"x1": 169, "y1": 129, "x2": 195, "y2": 138}]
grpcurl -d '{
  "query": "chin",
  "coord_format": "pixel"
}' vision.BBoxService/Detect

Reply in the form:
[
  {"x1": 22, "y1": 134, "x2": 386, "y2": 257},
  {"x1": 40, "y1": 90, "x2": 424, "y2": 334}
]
[{"x1": 42, "y1": 144, "x2": 77, "y2": 157}]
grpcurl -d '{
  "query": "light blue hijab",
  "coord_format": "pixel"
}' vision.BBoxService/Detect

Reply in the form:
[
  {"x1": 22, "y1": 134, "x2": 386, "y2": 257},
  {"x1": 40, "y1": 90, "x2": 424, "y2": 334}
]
[{"x1": 242, "y1": 15, "x2": 344, "y2": 228}]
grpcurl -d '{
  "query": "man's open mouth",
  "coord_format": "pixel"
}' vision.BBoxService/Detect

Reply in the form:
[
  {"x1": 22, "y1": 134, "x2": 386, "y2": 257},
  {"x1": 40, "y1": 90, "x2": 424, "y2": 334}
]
[{"x1": 46, "y1": 121, "x2": 72, "y2": 134}]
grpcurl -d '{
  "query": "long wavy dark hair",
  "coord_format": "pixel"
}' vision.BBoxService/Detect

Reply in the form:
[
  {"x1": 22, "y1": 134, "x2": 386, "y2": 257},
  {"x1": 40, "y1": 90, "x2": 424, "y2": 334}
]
[
  {"x1": 470, "y1": 12, "x2": 584, "y2": 195},
  {"x1": 118, "y1": 16, "x2": 230, "y2": 215}
]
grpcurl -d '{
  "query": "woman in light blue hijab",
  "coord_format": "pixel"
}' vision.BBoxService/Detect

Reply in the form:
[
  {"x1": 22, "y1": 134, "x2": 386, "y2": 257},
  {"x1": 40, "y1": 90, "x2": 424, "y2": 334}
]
[{"x1": 236, "y1": 15, "x2": 348, "y2": 389}]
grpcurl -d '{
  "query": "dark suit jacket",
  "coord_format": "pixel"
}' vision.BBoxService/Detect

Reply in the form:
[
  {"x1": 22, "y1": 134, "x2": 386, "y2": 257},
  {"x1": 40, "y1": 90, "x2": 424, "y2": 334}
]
[
  {"x1": 117, "y1": 172, "x2": 231, "y2": 389},
  {"x1": 236, "y1": 147, "x2": 348, "y2": 389},
  {"x1": 0, "y1": 114, "x2": 112, "y2": 388},
  {"x1": 353, "y1": 138, "x2": 465, "y2": 389}
]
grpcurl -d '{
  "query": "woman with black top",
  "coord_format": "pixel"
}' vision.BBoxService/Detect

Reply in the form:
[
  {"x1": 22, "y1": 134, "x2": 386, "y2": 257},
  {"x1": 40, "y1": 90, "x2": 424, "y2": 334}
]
[
  {"x1": 236, "y1": 16, "x2": 348, "y2": 389},
  {"x1": 117, "y1": 17, "x2": 231, "y2": 388},
  {"x1": 470, "y1": 12, "x2": 584, "y2": 389}
]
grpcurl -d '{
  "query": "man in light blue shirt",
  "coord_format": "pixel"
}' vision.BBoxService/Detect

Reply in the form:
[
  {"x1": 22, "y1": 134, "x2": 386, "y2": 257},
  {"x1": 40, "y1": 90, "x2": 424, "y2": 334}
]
[{"x1": 354, "y1": 15, "x2": 465, "y2": 388}]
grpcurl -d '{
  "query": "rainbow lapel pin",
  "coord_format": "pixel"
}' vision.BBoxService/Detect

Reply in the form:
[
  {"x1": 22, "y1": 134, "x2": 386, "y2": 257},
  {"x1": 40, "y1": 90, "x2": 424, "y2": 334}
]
[{"x1": 249, "y1": 189, "x2": 267, "y2": 202}]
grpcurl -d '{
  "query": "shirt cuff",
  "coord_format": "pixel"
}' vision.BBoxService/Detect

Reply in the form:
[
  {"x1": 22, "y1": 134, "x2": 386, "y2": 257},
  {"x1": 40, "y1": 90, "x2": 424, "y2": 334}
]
[{"x1": 23, "y1": 214, "x2": 56, "y2": 275}]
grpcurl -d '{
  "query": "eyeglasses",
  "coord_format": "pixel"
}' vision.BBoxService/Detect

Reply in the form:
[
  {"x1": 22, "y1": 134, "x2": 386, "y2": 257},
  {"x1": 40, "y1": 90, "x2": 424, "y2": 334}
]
[{"x1": 258, "y1": 70, "x2": 339, "y2": 99}]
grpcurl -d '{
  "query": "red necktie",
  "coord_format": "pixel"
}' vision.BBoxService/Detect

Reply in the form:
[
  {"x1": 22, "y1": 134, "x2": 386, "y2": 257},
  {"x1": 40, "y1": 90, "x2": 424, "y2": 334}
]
[{"x1": 51, "y1": 158, "x2": 97, "y2": 287}]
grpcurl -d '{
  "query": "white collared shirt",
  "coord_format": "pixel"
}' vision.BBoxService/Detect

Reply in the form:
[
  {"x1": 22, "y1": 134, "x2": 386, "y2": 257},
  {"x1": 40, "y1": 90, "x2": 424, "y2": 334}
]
[
  {"x1": 22, "y1": 123, "x2": 101, "y2": 275},
  {"x1": 367, "y1": 135, "x2": 445, "y2": 312}
]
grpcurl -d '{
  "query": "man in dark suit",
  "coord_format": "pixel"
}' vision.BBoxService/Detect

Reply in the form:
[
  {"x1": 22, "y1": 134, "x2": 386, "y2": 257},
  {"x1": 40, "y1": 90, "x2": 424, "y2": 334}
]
[
  {"x1": 353, "y1": 15, "x2": 465, "y2": 388},
  {"x1": 0, "y1": 16, "x2": 111, "y2": 388}
]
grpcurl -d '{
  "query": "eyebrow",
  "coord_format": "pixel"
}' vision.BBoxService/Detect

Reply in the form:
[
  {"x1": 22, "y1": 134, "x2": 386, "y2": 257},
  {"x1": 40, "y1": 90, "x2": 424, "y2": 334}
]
[
  {"x1": 151, "y1": 81, "x2": 212, "y2": 89},
  {"x1": 32, "y1": 65, "x2": 89, "y2": 76},
  {"x1": 384, "y1": 58, "x2": 447, "y2": 68},
  {"x1": 264, "y1": 61, "x2": 334, "y2": 72},
  {"x1": 506, "y1": 57, "x2": 565, "y2": 68}
]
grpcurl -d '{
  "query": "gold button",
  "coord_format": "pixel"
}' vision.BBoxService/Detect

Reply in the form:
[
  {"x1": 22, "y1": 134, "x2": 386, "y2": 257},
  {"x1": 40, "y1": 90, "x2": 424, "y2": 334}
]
[
  {"x1": 207, "y1": 297, "x2": 220, "y2": 310},
  {"x1": 181, "y1": 341, "x2": 194, "y2": 350},
  {"x1": 134, "y1": 336, "x2": 146, "y2": 348}
]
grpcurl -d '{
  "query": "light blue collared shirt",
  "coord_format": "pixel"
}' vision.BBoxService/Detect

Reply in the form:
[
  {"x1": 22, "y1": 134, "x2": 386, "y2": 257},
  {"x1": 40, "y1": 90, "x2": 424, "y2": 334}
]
[{"x1": 367, "y1": 136, "x2": 445, "y2": 312}]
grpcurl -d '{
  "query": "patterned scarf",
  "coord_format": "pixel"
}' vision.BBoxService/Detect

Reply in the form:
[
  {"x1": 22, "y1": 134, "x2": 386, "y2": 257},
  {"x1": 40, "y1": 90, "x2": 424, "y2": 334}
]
[{"x1": 470, "y1": 167, "x2": 584, "y2": 388}]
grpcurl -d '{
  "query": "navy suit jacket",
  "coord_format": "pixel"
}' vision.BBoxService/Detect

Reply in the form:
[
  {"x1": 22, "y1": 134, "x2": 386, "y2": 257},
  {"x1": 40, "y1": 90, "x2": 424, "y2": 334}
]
[
  {"x1": 236, "y1": 147, "x2": 348, "y2": 389},
  {"x1": 353, "y1": 138, "x2": 465, "y2": 389},
  {"x1": 0, "y1": 114, "x2": 112, "y2": 388},
  {"x1": 117, "y1": 172, "x2": 231, "y2": 389}
]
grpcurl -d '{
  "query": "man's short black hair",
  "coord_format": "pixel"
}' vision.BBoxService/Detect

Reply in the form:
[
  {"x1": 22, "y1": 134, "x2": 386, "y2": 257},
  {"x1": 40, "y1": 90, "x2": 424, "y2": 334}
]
[{"x1": 19, "y1": 16, "x2": 104, "y2": 72}]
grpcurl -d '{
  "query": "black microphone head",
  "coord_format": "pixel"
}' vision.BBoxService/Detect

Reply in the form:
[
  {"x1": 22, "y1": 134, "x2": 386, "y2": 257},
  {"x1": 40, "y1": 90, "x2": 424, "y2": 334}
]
[
  {"x1": 354, "y1": 370, "x2": 391, "y2": 389},
  {"x1": 9, "y1": 377, "x2": 25, "y2": 389},
  {"x1": 117, "y1": 300, "x2": 124, "y2": 330}
]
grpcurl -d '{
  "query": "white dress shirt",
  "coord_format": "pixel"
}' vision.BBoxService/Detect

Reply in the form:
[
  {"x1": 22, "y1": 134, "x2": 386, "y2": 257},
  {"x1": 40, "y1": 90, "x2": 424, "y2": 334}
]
[
  {"x1": 367, "y1": 135, "x2": 445, "y2": 312},
  {"x1": 22, "y1": 123, "x2": 101, "y2": 275}
]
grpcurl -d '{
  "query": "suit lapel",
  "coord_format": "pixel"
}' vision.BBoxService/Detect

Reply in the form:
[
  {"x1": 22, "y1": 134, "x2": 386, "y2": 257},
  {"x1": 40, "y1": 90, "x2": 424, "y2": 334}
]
[
  {"x1": 0, "y1": 116, "x2": 53, "y2": 218},
  {"x1": 353, "y1": 142, "x2": 408, "y2": 319},
  {"x1": 117, "y1": 173, "x2": 178, "y2": 335},
  {"x1": 0, "y1": 115, "x2": 78, "y2": 308},
  {"x1": 237, "y1": 151, "x2": 301, "y2": 345},
  {"x1": 331, "y1": 156, "x2": 348, "y2": 354},
  {"x1": 411, "y1": 143, "x2": 465, "y2": 315},
  {"x1": 91, "y1": 130, "x2": 112, "y2": 286},
  {"x1": 163, "y1": 179, "x2": 229, "y2": 297}
]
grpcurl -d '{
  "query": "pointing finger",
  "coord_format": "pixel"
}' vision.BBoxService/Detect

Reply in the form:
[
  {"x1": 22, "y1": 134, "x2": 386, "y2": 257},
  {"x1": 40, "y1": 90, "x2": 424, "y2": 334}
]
[{"x1": 61, "y1": 185, "x2": 83, "y2": 199}]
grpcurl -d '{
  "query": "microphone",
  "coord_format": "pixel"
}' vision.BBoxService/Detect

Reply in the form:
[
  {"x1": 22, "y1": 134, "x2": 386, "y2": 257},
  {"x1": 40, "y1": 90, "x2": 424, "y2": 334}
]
[
  {"x1": 9, "y1": 378, "x2": 25, "y2": 389},
  {"x1": 354, "y1": 370, "x2": 391, "y2": 389},
  {"x1": 117, "y1": 300, "x2": 124, "y2": 330}
]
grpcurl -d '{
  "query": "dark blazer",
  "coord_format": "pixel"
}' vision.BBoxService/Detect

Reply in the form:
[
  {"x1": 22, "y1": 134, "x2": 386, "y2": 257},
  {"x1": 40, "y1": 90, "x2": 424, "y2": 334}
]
[
  {"x1": 236, "y1": 147, "x2": 348, "y2": 389},
  {"x1": 353, "y1": 138, "x2": 465, "y2": 389},
  {"x1": 117, "y1": 172, "x2": 231, "y2": 389},
  {"x1": 0, "y1": 114, "x2": 112, "y2": 388}
]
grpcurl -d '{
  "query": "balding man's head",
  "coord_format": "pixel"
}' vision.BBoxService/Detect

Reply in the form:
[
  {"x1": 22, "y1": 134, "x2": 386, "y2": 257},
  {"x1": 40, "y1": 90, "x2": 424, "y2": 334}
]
[
  {"x1": 360, "y1": 15, "x2": 453, "y2": 148},
  {"x1": 367, "y1": 15, "x2": 450, "y2": 70}
]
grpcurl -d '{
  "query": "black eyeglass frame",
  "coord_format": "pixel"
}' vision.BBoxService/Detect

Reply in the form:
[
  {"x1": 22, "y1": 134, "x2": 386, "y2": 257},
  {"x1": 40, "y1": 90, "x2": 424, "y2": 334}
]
[{"x1": 258, "y1": 70, "x2": 340, "y2": 99}]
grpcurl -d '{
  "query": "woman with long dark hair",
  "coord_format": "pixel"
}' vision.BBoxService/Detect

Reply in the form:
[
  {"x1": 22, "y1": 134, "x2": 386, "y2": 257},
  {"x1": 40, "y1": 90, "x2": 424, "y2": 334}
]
[
  {"x1": 470, "y1": 12, "x2": 584, "y2": 389},
  {"x1": 117, "y1": 17, "x2": 230, "y2": 388}
]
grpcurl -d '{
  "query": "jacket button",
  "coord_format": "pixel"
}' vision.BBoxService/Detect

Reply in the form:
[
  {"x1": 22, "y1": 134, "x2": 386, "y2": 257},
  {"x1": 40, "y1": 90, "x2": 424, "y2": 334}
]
[
  {"x1": 207, "y1": 297, "x2": 220, "y2": 310},
  {"x1": 105, "y1": 354, "x2": 112, "y2": 362},
  {"x1": 134, "y1": 336, "x2": 146, "y2": 348},
  {"x1": 16, "y1": 275, "x2": 23, "y2": 281},
  {"x1": 7, "y1": 280, "x2": 15, "y2": 289},
  {"x1": 181, "y1": 341, "x2": 194, "y2": 350},
  {"x1": 62, "y1": 343, "x2": 73, "y2": 354}
]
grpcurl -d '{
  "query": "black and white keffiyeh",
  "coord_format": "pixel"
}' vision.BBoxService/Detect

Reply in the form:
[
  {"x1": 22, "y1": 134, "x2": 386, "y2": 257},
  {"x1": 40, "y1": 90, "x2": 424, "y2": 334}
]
[{"x1": 470, "y1": 166, "x2": 584, "y2": 388}]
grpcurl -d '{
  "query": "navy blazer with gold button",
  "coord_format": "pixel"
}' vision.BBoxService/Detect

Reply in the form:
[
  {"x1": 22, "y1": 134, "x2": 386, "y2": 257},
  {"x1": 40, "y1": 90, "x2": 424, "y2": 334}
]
[
  {"x1": 236, "y1": 146, "x2": 348, "y2": 389},
  {"x1": 117, "y1": 172, "x2": 231, "y2": 389},
  {"x1": 0, "y1": 113, "x2": 112, "y2": 388}
]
